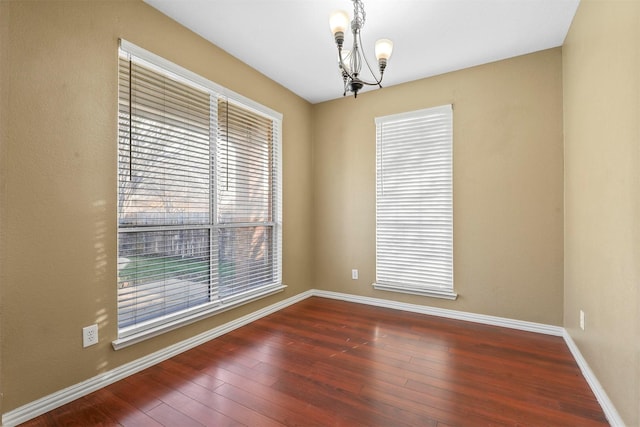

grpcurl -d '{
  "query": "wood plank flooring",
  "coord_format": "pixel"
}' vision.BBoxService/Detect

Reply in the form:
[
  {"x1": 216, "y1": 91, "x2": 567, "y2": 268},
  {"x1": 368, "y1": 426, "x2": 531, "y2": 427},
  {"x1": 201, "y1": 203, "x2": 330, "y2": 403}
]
[{"x1": 21, "y1": 297, "x2": 607, "y2": 426}]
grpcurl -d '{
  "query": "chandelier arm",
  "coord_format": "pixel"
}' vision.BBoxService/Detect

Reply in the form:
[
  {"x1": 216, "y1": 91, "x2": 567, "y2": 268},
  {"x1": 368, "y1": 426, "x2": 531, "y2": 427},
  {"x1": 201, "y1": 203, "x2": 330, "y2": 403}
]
[
  {"x1": 358, "y1": 80, "x2": 385, "y2": 87},
  {"x1": 337, "y1": 47, "x2": 382, "y2": 88},
  {"x1": 357, "y1": 31, "x2": 383, "y2": 87},
  {"x1": 337, "y1": 47, "x2": 358, "y2": 84},
  {"x1": 336, "y1": 67, "x2": 380, "y2": 88},
  {"x1": 337, "y1": 48, "x2": 354, "y2": 80}
]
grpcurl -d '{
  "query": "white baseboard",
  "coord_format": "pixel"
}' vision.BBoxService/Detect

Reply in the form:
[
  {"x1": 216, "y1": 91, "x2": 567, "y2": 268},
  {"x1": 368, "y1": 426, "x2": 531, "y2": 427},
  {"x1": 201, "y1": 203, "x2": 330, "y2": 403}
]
[
  {"x1": 1, "y1": 290, "x2": 313, "y2": 427},
  {"x1": 311, "y1": 289, "x2": 564, "y2": 336},
  {"x1": 3, "y1": 288, "x2": 622, "y2": 427},
  {"x1": 562, "y1": 331, "x2": 625, "y2": 426}
]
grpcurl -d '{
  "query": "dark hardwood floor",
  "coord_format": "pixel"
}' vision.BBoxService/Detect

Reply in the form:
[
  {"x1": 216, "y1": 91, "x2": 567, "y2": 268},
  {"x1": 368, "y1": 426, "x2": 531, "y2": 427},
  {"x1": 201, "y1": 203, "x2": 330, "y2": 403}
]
[{"x1": 21, "y1": 297, "x2": 607, "y2": 426}]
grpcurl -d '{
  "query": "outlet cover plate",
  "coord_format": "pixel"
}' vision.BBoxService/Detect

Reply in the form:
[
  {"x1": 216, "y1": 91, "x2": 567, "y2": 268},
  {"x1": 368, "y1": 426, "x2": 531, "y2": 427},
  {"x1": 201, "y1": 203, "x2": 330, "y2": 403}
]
[{"x1": 83, "y1": 324, "x2": 99, "y2": 347}]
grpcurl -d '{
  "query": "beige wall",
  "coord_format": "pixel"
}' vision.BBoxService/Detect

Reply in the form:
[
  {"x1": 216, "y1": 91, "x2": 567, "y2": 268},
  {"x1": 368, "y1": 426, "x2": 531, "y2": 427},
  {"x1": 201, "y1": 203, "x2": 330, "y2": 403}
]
[
  {"x1": 563, "y1": 0, "x2": 640, "y2": 425},
  {"x1": 0, "y1": 0, "x2": 313, "y2": 413},
  {"x1": 5, "y1": 0, "x2": 638, "y2": 422},
  {"x1": 0, "y1": 0, "x2": 8, "y2": 418},
  {"x1": 313, "y1": 49, "x2": 564, "y2": 325}
]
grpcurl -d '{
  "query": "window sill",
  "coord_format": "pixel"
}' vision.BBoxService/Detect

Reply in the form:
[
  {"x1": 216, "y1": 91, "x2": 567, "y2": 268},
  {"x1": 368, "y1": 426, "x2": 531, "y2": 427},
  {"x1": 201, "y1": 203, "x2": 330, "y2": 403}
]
[
  {"x1": 112, "y1": 284, "x2": 286, "y2": 350},
  {"x1": 372, "y1": 283, "x2": 458, "y2": 300}
]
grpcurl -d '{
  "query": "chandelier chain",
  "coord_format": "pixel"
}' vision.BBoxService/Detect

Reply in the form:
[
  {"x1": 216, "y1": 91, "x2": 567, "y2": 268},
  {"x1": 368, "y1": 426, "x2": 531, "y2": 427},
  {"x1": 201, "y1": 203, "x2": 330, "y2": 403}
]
[{"x1": 352, "y1": 0, "x2": 366, "y2": 31}]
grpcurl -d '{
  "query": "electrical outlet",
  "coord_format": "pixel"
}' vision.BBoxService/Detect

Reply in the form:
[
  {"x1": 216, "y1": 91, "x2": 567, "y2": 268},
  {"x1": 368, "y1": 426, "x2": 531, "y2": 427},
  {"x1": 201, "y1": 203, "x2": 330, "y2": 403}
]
[
  {"x1": 83, "y1": 324, "x2": 99, "y2": 347},
  {"x1": 579, "y1": 310, "x2": 585, "y2": 331},
  {"x1": 351, "y1": 269, "x2": 358, "y2": 280}
]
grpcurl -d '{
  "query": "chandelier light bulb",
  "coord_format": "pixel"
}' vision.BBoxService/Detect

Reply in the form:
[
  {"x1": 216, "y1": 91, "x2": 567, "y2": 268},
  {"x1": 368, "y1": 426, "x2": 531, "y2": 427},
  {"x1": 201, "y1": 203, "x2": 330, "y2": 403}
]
[
  {"x1": 374, "y1": 39, "x2": 393, "y2": 61},
  {"x1": 329, "y1": 10, "x2": 350, "y2": 36}
]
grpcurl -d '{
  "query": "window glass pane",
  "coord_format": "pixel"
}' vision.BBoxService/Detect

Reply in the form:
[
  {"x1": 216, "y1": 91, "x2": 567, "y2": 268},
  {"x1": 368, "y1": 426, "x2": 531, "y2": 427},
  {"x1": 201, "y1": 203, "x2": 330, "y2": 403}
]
[
  {"x1": 118, "y1": 60, "x2": 211, "y2": 227},
  {"x1": 118, "y1": 229, "x2": 211, "y2": 329},
  {"x1": 218, "y1": 226, "x2": 274, "y2": 299},
  {"x1": 217, "y1": 100, "x2": 273, "y2": 224}
]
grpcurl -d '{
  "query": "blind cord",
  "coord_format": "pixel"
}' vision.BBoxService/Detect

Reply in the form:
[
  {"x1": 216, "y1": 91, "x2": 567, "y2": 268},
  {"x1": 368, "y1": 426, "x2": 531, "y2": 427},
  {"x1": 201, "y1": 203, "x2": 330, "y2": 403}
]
[{"x1": 128, "y1": 58, "x2": 133, "y2": 181}]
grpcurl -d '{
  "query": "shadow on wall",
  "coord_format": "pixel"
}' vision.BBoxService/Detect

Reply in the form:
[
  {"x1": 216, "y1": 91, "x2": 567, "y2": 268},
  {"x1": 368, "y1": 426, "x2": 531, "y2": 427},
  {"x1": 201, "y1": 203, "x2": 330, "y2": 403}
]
[{"x1": 92, "y1": 199, "x2": 110, "y2": 372}]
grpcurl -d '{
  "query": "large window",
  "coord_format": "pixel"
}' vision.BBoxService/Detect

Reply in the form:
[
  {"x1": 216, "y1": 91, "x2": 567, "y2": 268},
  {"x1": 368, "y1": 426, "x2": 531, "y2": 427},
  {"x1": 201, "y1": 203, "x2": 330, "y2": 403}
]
[
  {"x1": 374, "y1": 105, "x2": 456, "y2": 300},
  {"x1": 116, "y1": 41, "x2": 283, "y2": 346}
]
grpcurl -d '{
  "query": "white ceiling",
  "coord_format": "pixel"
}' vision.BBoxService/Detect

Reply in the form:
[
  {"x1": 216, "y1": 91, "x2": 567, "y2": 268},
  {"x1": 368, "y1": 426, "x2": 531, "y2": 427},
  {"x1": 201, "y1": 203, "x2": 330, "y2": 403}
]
[{"x1": 144, "y1": 0, "x2": 580, "y2": 104}]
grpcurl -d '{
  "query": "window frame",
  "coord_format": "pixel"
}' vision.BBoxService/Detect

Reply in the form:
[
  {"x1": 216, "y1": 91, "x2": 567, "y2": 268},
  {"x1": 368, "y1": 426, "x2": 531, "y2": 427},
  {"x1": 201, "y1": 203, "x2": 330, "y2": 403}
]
[
  {"x1": 113, "y1": 40, "x2": 284, "y2": 350},
  {"x1": 373, "y1": 104, "x2": 457, "y2": 300}
]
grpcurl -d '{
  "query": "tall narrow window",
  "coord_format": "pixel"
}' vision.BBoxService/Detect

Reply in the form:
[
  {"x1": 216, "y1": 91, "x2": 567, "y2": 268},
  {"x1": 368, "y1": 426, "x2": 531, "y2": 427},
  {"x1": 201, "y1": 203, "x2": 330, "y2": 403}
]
[
  {"x1": 116, "y1": 40, "x2": 283, "y2": 345},
  {"x1": 374, "y1": 105, "x2": 456, "y2": 300}
]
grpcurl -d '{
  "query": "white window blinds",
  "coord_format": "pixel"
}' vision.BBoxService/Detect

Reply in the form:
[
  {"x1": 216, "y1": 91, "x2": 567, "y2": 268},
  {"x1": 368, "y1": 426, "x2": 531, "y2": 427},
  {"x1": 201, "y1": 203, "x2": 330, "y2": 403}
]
[
  {"x1": 117, "y1": 41, "x2": 283, "y2": 341},
  {"x1": 216, "y1": 99, "x2": 281, "y2": 301},
  {"x1": 374, "y1": 105, "x2": 456, "y2": 300}
]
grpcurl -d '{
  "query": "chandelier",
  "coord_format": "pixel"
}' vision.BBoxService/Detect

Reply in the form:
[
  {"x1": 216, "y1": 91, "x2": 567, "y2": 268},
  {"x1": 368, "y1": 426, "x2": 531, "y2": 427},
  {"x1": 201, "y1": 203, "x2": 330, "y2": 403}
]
[{"x1": 329, "y1": 0, "x2": 393, "y2": 98}]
